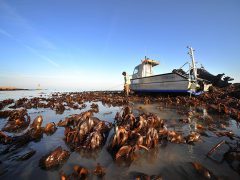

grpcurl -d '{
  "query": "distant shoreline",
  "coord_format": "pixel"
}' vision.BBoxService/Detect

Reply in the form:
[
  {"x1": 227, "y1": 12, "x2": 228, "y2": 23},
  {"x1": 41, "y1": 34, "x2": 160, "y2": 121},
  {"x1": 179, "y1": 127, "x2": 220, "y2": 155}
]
[
  {"x1": 0, "y1": 87, "x2": 44, "y2": 91},
  {"x1": 0, "y1": 88, "x2": 29, "y2": 91}
]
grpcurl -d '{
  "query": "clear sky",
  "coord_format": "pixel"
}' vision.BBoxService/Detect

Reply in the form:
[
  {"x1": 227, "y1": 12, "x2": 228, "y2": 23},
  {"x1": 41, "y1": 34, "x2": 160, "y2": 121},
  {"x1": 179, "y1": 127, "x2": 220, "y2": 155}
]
[{"x1": 0, "y1": 0, "x2": 239, "y2": 90}]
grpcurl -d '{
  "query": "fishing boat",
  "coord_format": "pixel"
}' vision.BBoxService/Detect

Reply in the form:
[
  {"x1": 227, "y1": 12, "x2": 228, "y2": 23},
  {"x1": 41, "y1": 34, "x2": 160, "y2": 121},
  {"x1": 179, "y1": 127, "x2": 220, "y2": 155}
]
[{"x1": 129, "y1": 47, "x2": 211, "y2": 95}]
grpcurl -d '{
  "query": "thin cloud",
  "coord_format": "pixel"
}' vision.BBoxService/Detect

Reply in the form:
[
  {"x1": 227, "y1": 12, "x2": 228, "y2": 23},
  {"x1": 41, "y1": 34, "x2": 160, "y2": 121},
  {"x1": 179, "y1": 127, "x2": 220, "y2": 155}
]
[
  {"x1": 0, "y1": 1, "x2": 57, "y2": 50},
  {"x1": 42, "y1": 56, "x2": 60, "y2": 67},
  {"x1": 23, "y1": 44, "x2": 60, "y2": 68},
  {"x1": 0, "y1": 1, "x2": 59, "y2": 67},
  {"x1": 0, "y1": 27, "x2": 13, "y2": 38},
  {"x1": 0, "y1": 27, "x2": 60, "y2": 68}
]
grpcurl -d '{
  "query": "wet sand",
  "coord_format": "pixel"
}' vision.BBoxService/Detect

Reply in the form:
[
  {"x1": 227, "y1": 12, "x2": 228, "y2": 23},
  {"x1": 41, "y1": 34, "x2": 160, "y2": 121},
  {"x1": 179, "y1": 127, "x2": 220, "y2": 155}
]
[{"x1": 0, "y1": 86, "x2": 240, "y2": 179}]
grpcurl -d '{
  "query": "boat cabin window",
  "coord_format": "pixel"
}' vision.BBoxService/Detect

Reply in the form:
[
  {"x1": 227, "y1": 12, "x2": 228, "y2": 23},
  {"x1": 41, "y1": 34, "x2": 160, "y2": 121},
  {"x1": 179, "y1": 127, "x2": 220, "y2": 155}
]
[{"x1": 133, "y1": 67, "x2": 139, "y2": 74}]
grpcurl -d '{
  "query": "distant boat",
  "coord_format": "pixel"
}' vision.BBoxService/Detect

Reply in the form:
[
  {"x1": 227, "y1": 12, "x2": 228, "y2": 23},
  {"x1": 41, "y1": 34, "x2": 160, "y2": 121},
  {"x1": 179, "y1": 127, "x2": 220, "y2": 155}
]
[{"x1": 129, "y1": 47, "x2": 211, "y2": 95}]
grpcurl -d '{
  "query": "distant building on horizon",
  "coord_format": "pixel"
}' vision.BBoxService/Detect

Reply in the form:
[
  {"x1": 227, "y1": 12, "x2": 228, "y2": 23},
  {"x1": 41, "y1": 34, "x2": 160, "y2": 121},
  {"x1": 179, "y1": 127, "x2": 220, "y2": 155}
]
[{"x1": 37, "y1": 84, "x2": 42, "y2": 90}]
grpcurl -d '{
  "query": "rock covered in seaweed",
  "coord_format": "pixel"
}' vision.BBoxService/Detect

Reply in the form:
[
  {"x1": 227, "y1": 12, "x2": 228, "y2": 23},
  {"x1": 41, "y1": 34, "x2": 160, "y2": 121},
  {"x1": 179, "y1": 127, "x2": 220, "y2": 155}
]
[{"x1": 39, "y1": 146, "x2": 70, "y2": 170}]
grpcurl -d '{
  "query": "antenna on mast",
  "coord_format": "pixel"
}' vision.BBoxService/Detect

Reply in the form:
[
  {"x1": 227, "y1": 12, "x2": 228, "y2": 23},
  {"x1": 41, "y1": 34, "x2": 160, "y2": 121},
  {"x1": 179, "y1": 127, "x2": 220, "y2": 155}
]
[{"x1": 187, "y1": 46, "x2": 198, "y2": 82}]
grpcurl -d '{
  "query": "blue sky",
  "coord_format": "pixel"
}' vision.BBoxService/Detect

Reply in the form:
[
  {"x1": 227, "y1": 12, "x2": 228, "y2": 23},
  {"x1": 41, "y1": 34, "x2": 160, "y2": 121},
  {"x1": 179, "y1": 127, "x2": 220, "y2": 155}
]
[{"x1": 0, "y1": 0, "x2": 239, "y2": 90}]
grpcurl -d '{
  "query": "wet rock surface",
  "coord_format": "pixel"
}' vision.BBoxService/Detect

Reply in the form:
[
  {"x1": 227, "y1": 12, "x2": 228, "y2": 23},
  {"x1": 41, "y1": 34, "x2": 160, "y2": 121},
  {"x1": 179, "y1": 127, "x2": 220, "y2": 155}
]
[
  {"x1": 63, "y1": 111, "x2": 112, "y2": 151},
  {"x1": 0, "y1": 99, "x2": 14, "y2": 110},
  {"x1": 2, "y1": 109, "x2": 30, "y2": 133},
  {"x1": 39, "y1": 146, "x2": 70, "y2": 170},
  {"x1": 0, "y1": 87, "x2": 240, "y2": 179},
  {"x1": 15, "y1": 149, "x2": 36, "y2": 161}
]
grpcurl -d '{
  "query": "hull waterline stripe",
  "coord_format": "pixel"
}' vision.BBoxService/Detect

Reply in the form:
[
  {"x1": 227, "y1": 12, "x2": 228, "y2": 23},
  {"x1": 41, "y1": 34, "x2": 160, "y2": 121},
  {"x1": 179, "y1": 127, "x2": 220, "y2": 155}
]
[
  {"x1": 131, "y1": 72, "x2": 188, "y2": 80},
  {"x1": 130, "y1": 79, "x2": 189, "y2": 85},
  {"x1": 132, "y1": 89, "x2": 203, "y2": 95}
]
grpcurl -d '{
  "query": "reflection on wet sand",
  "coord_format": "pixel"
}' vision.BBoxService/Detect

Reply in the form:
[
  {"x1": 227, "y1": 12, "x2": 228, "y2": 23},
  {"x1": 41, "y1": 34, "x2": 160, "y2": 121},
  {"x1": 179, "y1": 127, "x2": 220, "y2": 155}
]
[{"x1": 0, "y1": 87, "x2": 240, "y2": 179}]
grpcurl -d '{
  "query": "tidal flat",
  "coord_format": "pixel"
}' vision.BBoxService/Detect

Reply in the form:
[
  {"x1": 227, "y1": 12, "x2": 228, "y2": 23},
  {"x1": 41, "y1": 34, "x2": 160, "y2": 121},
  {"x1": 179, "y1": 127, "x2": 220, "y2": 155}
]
[{"x1": 0, "y1": 86, "x2": 240, "y2": 180}]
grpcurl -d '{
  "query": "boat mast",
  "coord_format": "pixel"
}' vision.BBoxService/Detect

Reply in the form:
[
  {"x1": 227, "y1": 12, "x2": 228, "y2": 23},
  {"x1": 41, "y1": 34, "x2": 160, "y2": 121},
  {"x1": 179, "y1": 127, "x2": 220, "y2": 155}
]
[{"x1": 187, "y1": 46, "x2": 198, "y2": 82}]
